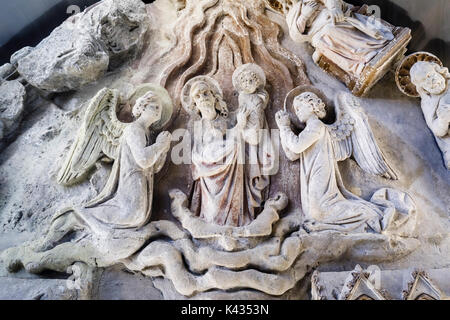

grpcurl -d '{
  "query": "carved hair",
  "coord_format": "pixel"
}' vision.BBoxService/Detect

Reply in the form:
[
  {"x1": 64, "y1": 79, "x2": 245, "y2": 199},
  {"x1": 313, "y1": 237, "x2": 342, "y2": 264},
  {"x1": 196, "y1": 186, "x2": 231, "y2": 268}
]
[
  {"x1": 232, "y1": 63, "x2": 266, "y2": 93},
  {"x1": 238, "y1": 71, "x2": 262, "y2": 89},
  {"x1": 410, "y1": 61, "x2": 449, "y2": 90},
  {"x1": 295, "y1": 92, "x2": 327, "y2": 119},
  {"x1": 190, "y1": 80, "x2": 229, "y2": 118},
  {"x1": 132, "y1": 92, "x2": 161, "y2": 119}
]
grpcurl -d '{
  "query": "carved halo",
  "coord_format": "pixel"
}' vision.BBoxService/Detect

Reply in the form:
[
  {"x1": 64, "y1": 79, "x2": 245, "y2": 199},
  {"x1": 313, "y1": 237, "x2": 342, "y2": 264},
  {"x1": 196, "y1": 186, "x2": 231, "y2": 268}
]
[
  {"x1": 128, "y1": 83, "x2": 174, "y2": 130},
  {"x1": 395, "y1": 52, "x2": 443, "y2": 97},
  {"x1": 265, "y1": 0, "x2": 287, "y2": 15},
  {"x1": 232, "y1": 63, "x2": 267, "y2": 93},
  {"x1": 284, "y1": 85, "x2": 330, "y2": 128},
  {"x1": 181, "y1": 75, "x2": 224, "y2": 115}
]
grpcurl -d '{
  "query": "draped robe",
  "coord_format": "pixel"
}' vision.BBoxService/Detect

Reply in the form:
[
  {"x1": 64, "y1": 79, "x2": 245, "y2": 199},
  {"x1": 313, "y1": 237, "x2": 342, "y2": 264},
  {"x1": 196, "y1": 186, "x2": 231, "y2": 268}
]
[
  {"x1": 280, "y1": 120, "x2": 414, "y2": 233},
  {"x1": 286, "y1": 0, "x2": 394, "y2": 77},
  {"x1": 190, "y1": 112, "x2": 275, "y2": 227},
  {"x1": 54, "y1": 127, "x2": 166, "y2": 235}
]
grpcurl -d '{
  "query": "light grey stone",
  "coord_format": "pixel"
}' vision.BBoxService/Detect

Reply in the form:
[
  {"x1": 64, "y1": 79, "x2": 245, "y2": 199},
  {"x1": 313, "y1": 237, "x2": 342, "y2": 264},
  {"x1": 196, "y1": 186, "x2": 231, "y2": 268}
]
[
  {"x1": 10, "y1": 47, "x2": 33, "y2": 67},
  {"x1": 312, "y1": 267, "x2": 450, "y2": 300},
  {"x1": 0, "y1": 0, "x2": 448, "y2": 301},
  {"x1": 17, "y1": 26, "x2": 109, "y2": 93},
  {"x1": 79, "y1": 0, "x2": 149, "y2": 70},
  {"x1": 0, "y1": 80, "x2": 26, "y2": 140},
  {"x1": 16, "y1": 0, "x2": 149, "y2": 92},
  {"x1": 0, "y1": 120, "x2": 4, "y2": 140},
  {"x1": 0, "y1": 277, "x2": 77, "y2": 300},
  {"x1": 0, "y1": 63, "x2": 15, "y2": 80},
  {"x1": 96, "y1": 267, "x2": 163, "y2": 300}
]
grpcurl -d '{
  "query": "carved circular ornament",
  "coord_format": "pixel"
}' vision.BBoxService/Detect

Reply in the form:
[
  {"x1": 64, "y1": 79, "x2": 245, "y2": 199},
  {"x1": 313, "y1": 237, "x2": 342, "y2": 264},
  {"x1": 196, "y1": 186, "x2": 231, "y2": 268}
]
[
  {"x1": 128, "y1": 83, "x2": 174, "y2": 130},
  {"x1": 395, "y1": 52, "x2": 443, "y2": 97},
  {"x1": 181, "y1": 75, "x2": 224, "y2": 115},
  {"x1": 232, "y1": 63, "x2": 267, "y2": 93}
]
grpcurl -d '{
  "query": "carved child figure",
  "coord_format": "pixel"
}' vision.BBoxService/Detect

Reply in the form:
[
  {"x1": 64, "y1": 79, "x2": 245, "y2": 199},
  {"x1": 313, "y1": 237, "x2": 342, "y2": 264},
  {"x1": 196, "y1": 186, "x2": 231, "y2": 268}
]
[
  {"x1": 232, "y1": 63, "x2": 269, "y2": 145},
  {"x1": 410, "y1": 61, "x2": 450, "y2": 169},
  {"x1": 181, "y1": 75, "x2": 274, "y2": 227}
]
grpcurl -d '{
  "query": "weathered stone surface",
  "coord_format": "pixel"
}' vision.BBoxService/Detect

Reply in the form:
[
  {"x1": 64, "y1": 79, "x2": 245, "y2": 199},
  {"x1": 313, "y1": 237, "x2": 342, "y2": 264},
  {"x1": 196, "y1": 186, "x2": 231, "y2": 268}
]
[
  {"x1": 10, "y1": 47, "x2": 33, "y2": 67},
  {"x1": 17, "y1": 27, "x2": 109, "y2": 93},
  {"x1": 0, "y1": 0, "x2": 448, "y2": 301},
  {"x1": 396, "y1": 53, "x2": 450, "y2": 170},
  {"x1": 78, "y1": 0, "x2": 150, "y2": 70},
  {"x1": 96, "y1": 267, "x2": 163, "y2": 300},
  {"x1": 0, "y1": 80, "x2": 26, "y2": 140},
  {"x1": 312, "y1": 267, "x2": 450, "y2": 300},
  {"x1": 0, "y1": 277, "x2": 77, "y2": 300},
  {"x1": 15, "y1": 0, "x2": 149, "y2": 92},
  {"x1": 0, "y1": 63, "x2": 15, "y2": 80},
  {"x1": 282, "y1": 0, "x2": 411, "y2": 96}
]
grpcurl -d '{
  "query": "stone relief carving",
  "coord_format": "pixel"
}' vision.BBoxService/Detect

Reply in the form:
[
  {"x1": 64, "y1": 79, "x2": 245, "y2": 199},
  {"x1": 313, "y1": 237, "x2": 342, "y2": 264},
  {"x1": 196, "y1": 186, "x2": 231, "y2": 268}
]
[
  {"x1": 276, "y1": 87, "x2": 416, "y2": 234},
  {"x1": 0, "y1": 79, "x2": 420, "y2": 299},
  {"x1": 396, "y1": 52, "x2": 450, "y2": 169},
  {"x1": 54, "y1": 84, "x2": 173, "y2": 229},
  {"x1": 273, "y1": 0, "x2": 411, "y2": 96},
  {"x1": 13, "y1": 0, "x2": 149, "y2": 92},
  {"x1": 144, "y1": 0, "x2": 310, "y2": 109},
  {"x1": 312, "y1": 266, "x2": 450, "y2": 300},
  {"x1": 0, "y1": 0, "x2": 448, "y2": 301},
  {"x1": 181, "y1": 73, "x2": 275, "y2": 227},
  {"x1": 135, "y1": 0, "x2": 315, "y2": 214},
  {"x1": 233, "y1": 63, "x2": 270, "y2": 147},
  {"x1": 1, "y1": 84, "x2": 176, "y2": 272},
  {"x1": 403, "y1": 270, "x2": 449, "y2": 300},
  {"x1": 57, "y1": 84, "x2": 173, "y2": 189},
  {"x1": 338, "y1": 265, "x2": 388, "y2": 300}
]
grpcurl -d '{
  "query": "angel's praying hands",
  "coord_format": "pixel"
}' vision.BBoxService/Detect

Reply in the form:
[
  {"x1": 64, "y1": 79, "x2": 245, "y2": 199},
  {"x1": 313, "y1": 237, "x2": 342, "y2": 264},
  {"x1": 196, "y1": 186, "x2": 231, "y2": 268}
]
[{"x1": 126, "y1": 93, "x2": 172, "y2": 171}]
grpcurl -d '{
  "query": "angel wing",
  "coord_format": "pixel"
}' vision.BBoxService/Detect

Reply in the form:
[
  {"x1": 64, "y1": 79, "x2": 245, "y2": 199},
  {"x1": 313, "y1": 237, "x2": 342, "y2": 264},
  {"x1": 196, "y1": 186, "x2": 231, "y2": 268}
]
[
  {"x1": 327, "y1": 92, "x2": 398, "y2": 180},
  {"x1": 57, "y1": 88, "x2": 128, "y2": 186}
]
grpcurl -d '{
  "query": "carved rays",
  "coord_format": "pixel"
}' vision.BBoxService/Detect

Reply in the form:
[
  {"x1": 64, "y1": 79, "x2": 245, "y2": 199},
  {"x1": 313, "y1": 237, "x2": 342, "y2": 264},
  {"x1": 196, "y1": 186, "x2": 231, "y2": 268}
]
[{"x1": 158, "y1": 0, "x2": 309, "y2": 118}]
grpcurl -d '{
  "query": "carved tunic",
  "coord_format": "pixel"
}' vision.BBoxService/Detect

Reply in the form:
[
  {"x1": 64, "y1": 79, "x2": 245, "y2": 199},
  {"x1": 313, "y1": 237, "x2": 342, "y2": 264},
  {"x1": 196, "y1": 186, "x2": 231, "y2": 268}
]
[
  {"x1": 190, "y1": 117, "x2": 248, "y2": 226},
  {"x1": 77, "y1": 129, "x2": 157, "y2": 230},
  {"x1": 281, "y1": 120, "x2": 384, "y2": 232},
  {"x1": 238, "y1": 90, "x2": 269, "y2": 135},
  {"x1": 238, "y1": 89, "x2": 273, "y2": 216},
  {"x1": 190, "y1": 115, "x2": 272, "y2": 227}
]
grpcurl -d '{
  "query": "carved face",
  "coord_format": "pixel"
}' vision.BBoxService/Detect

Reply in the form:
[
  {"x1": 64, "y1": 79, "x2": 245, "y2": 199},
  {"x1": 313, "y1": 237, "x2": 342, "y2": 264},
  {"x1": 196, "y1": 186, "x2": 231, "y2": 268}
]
[
  {"x1": 191, "y1": 82, "x2": 218, "y2": 120},
  {"x1": 411, "y1": 62, "x2": 447, "y2": 95},
  {"x1": 421, "y1": 69, "x2": 446, "y2": 95},
  {"x1": 133, "y1": 93, "x2": 162, "y2": 126},
  {"x1": 294, "y1": 92, "x2": 326, "y2": 122},
  {"x1": 239, "y1": 71, "x2": 262, "y2": 94}
]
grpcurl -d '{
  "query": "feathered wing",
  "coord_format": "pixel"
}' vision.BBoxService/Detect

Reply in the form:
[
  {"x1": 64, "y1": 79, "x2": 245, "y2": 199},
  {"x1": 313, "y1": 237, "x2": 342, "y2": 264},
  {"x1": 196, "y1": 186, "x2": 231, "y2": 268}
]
[
  {"x1": 328, "y1": 92, "x2": 398, "y2": 180},
  {"x1": 57, "y1": 88, "x2": 128, "y2": 186}
]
